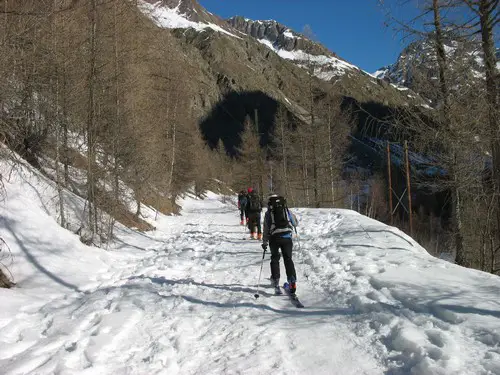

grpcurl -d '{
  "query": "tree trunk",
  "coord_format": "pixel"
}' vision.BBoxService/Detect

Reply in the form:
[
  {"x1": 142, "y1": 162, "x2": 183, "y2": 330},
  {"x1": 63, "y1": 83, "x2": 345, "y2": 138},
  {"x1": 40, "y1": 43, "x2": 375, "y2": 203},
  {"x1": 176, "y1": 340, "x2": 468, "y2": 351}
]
[
  {"x1": 52, "y1": 0, "x2": 66, "y2": 228},
  {"x1": 432, "y1": 0, "x2": 466, "y2": 266},
  {"x1": 110, "y1": 0, "x2": 121, "y2": 236},
  {"x1": 60, "y1": 6, "x2": 69, "y2": 187},
  {"x1": 167, "y1": 97, "x2": 179, "y2": 198},
  {"x1": 328, "y1": 110, "x2": 335, "y2": 207},
  {"x1": 87, "y1": 0, "x2": 98, "y2": 235},
  {"x1": 478, "y1": 0, "x2": 500, "y2": 258},
  {"x1": 301, "y1": 139, "x2": 310, "y2": 206},
  {"x1": 312, "y1": 139, "x2": 319, "y2": 208},
  {"x1": 279, "y1": 110, "x2": 290, "y2": 199}
]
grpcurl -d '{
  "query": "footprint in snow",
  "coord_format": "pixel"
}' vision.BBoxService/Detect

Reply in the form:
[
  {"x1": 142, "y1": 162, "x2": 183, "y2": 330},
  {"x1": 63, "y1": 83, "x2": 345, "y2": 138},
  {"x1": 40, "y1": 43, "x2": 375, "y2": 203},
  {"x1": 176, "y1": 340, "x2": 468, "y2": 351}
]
[{"x1": 426, "y1": 330, "x2": 446, "y2": 348}]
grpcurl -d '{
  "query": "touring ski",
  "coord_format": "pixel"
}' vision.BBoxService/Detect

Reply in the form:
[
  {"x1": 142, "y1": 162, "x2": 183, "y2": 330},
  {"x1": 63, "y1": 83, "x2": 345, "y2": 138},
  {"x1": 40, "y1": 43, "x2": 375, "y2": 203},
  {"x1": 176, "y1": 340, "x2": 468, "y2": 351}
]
[{"x1": 283, "y1": 282, "x2": 304, "y2": 308}]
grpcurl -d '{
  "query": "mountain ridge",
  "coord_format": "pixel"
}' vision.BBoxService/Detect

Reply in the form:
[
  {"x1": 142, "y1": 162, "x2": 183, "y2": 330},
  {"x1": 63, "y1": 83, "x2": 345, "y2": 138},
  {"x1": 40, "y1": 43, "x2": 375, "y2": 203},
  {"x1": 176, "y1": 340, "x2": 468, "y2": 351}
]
[
  {"x1": 137, "y1": 0, "x2": 427, "y2": 110},
  {"x1": 372, "y1": 36, "x2": 500, "y2": 93}
]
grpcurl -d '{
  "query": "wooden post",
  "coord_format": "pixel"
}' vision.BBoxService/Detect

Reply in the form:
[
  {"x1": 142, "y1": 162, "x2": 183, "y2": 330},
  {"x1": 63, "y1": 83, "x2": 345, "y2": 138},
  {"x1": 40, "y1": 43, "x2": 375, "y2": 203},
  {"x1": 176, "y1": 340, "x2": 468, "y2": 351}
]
[
  {"x1": 404, "y1": 141, "x2": 413, "y2": 236},
  {"x1": 254, "y1": 108, "x2": 259, "y2": 133},
  {"x1": 350, "y1": 186, "x2": 353, "y2": 210},
  {"x1": 268, "y1": 160, "x2": 274, "y2": 193},
  {"x1": 387, "y1": 141, "x2": 393, "y2": 225}
]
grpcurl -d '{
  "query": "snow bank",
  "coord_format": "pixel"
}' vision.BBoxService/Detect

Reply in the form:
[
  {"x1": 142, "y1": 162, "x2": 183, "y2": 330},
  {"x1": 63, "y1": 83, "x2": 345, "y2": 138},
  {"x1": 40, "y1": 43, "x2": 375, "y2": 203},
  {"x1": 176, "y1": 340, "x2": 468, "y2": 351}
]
[
  {"x1": 0, "y1": 151, "x2": 88, "y2": 230},
  {"x1": 296, "y1": 208, "x2": 500, "y2": 374},
  {"x1": 0, "y1": 152, "x2": 129, "y2": 292}
]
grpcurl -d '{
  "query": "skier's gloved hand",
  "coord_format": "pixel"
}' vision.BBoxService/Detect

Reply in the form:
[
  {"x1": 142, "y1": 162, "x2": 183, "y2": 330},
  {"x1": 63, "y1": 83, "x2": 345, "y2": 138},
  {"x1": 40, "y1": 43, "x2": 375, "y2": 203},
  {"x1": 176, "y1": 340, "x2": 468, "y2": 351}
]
[{"x1": 261, "y1": 243, "x2": 268, "y2": 251}]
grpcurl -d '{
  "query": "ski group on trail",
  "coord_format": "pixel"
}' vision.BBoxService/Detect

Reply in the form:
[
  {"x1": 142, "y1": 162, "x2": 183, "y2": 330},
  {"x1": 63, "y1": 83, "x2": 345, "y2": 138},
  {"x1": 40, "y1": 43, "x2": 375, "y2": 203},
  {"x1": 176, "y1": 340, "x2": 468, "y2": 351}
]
[{"x1": 238, "y1": 189, "x2": 299, "y2": 296}]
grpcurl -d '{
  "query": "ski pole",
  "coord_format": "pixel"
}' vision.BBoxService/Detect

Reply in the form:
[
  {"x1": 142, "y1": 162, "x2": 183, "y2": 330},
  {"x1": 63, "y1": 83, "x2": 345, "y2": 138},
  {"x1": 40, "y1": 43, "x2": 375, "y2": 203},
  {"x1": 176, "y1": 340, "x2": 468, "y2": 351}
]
[
  {"x1": 287, "y1": 207, "x2": 301, "y2": 252},
  {"x1": 292, "y1": 225, "x2": 308, "y2": 280},
  {"x1": 254, "y1": 248, "x2": 266, "y2": 299},
  {"x1": 293, "y1": 225, "x2": 301, "y2": 252}
]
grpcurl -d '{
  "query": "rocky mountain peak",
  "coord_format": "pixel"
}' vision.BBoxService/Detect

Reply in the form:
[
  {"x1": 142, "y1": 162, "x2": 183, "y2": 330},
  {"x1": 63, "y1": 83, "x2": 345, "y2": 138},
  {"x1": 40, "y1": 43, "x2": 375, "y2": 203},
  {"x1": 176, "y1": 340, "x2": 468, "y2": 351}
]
[
  {"x1": 227, "y1": 16, "x2": 330, "y2": 56},
  {"x1": 227, "y1": 16, "x2": 365, "y2": 82},
  {"x1": 373, "y1": 36, "x2": 500, "y2": 91}
]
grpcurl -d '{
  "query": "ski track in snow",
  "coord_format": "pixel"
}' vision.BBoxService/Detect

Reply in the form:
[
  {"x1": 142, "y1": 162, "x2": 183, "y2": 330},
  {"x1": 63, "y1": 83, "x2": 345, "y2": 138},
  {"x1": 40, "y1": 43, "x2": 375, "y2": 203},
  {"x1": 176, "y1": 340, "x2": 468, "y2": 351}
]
[
  {"x1": 1, "y1": 189, "x2": 500, "y2": 374},
  {"x1": 0, "y1": 196, "x2": 381, "y2": 375}
]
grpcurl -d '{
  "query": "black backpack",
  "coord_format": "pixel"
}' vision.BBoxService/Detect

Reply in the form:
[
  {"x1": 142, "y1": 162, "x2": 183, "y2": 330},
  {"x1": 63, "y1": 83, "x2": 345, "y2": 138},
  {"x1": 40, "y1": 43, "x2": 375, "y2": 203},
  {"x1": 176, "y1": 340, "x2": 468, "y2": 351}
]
[
  {"x1": 238, "y1": 192, "x2": 247, "y2": 205},
  {"x1": 268, "y1": 196, "x2": 290, "y2": 230},
  {"x1": 248, "y1": 193, "x2": 261, "y2": 212}
]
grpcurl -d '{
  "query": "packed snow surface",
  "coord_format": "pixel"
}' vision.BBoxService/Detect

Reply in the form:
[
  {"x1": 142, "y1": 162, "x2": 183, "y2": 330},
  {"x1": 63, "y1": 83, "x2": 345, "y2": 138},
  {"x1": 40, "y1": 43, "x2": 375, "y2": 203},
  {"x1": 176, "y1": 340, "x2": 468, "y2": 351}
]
[{"x1": 1, "y1": 160, "x2": 500, "y2": 374}]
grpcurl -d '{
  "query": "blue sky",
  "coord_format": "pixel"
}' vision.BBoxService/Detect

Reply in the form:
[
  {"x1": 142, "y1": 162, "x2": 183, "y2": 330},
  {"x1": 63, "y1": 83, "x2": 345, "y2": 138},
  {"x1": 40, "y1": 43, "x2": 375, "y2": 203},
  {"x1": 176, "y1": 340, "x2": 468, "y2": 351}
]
[{"x1": 198, "y1": 0, "x2": 416, "y2": 72}]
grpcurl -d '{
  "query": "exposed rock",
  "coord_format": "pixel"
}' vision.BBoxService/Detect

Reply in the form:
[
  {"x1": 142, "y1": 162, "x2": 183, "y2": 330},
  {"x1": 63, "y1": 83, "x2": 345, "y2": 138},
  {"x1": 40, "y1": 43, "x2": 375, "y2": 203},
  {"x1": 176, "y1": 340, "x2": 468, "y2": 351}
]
[{"x1": 227, "y1": 16, "x2": 331, "y2": 56}]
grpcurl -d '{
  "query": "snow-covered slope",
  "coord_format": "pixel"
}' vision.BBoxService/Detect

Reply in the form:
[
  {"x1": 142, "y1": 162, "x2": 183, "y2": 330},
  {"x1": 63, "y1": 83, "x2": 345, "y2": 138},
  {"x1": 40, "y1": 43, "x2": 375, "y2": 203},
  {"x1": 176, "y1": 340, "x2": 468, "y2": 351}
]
[
  {"x1": 228, "y1": 16, "x2": 365, "y2": 81},
  {"x1": 138, "y1": 0, "x2": 239, "y2": 38},
  {"x1": 1, "y1": 158, "x2": 500, "y2": 374},
  {"x1": 136, "y1": 3, "x2": 364, "y2": 81}
]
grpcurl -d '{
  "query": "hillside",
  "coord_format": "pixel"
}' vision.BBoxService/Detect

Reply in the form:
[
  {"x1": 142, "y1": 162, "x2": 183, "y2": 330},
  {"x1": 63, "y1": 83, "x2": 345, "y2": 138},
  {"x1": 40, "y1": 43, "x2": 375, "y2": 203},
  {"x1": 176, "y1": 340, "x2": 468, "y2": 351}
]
[
  {"x1": 3, "y1": 0, "x2": 498, "y2": 286},
  {"x1": 1, "y1": 156, "x2": 500, "y2": 374},
  {"x1": 0, "y1": 0, "x2": 429, "y2": 207},
  {"x1": 137, "y1": 0, "x2": 427, "y2": 117}
]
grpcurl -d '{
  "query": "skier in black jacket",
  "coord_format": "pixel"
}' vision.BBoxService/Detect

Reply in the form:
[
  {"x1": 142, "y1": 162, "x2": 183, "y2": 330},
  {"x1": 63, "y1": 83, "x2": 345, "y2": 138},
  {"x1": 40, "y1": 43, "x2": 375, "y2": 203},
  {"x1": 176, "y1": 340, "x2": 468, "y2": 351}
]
[
  {"x1": 237, "y1": 190, "x2": 248, "y2": 225},
  {"x1": 246, "y1": 187, "x2": 263, "y2": 240},
  {"x1": 261, "y1": 194, "x2": 299, "y2": 294}
]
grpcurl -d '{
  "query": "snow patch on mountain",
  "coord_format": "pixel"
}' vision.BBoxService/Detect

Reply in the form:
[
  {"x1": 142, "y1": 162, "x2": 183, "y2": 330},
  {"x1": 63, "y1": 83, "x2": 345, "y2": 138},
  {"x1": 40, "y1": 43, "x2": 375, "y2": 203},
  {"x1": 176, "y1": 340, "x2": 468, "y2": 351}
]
[
  {"x1": 283, "y1": 30, "x2": 295, "y2": 39},
  {"x1": 257, "y1": 39, "x2": 359, "y2": 79},
  {"x1": 138, "y1": 0, "x2": 239, "y2": 38},
  {"x1": 391, "y1": 83, "x2": 409, "y2": 91},
  {"x1": 371, "y1": 67, "x2": 389, "y2": 80}
]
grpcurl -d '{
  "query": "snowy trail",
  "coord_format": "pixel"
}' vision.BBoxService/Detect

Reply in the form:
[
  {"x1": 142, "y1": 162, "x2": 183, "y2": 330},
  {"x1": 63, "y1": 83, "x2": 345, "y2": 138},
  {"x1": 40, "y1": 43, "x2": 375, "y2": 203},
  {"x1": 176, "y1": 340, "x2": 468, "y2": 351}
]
[
  {"x1": 2, "y1": 186, "x2": 500, "y2": 374},
  {"x1": 103, "y1": 199, "x2": 383, "y2": 374},
  {"x1": 1, "y1": 195, "x2": 381, "y2": 375}
]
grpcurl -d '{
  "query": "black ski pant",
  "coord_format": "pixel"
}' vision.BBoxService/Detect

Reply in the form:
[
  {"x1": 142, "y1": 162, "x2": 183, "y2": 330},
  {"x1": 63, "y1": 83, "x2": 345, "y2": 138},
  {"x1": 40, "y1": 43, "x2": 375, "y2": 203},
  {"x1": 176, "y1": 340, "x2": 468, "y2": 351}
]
[
  {"x1": 269, "y1": 236, "x2": 296, "y2": 282},
  {"x1": 247, "y1": 212, "x2": 261, "y2": 234},
  {"x1": 239, "y1": 208, "x2": 246, "y2": 221}
]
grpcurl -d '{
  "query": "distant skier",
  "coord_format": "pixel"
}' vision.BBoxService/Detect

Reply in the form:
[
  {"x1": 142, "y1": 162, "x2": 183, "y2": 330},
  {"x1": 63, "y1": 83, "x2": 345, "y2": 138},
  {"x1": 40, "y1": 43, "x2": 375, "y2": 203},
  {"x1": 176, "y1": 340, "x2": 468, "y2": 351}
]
[
  {"x1": 237, "y1": 190, "x2": 248, "y2": 225},
  {"x1": 246, "y1": 187, "x2": 263, "y2": 240},
  {"x1": 261, "y1": 194, "x2": 299, "y2": 294}
]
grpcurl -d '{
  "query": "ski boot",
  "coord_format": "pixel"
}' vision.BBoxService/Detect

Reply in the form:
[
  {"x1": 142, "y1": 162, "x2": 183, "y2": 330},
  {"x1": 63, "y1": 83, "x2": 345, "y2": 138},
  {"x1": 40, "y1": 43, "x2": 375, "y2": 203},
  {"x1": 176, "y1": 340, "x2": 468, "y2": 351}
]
[
  {"x1": 288, "y1": 277, "x2": 297, "y2": 295},
  {"x1": 271, "y1": 277, "x2": 282, "y2": 295}
]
